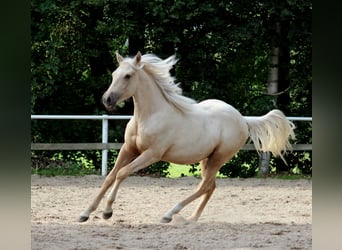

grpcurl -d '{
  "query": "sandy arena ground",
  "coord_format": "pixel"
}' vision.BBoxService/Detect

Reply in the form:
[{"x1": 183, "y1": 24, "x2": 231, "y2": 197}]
[{"x1": 31, "y1": 174, "x2": 311, "y2": 249}]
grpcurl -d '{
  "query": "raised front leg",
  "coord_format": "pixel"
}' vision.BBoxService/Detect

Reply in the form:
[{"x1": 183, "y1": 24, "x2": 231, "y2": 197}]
[
  {"x1": 101, "y1": 149, "x2": 159, "y2": 220},
  {"x1": 78, "y1": 144, "x2": 137, "y2": 222}
]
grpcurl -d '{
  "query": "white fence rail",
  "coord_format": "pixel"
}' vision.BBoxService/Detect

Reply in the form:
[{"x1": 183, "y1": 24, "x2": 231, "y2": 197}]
[{"x1": 31, "y1": 115, "x2": 312, "y2": 176}]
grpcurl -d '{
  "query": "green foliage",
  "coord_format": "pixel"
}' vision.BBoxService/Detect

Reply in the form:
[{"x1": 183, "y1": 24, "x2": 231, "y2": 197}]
[
  {"x1": 136, "y1": 161, "x2": 170, "y2": 177},
  {"x1": 31, "y1": 0, "x2": 312, "y2": 177},
  {"x1": 31, "y1": 151, "x2": 98, "y2": 176},
  {"x1": 219, "y1": 151, "x2": 259, "y2": 178},
  {"x1": 32, "y1": 164, "x2": 97, "y2": 177}
]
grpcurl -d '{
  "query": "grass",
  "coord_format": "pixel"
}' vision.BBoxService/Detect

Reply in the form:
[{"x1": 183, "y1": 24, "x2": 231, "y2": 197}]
[
  {"x1": 31, "y1": 162, "x2": 311, "y2": 180},
  {"x1": 31, "y1": 163, "x2": 219, "y2": 178},
  {"x1": 31, "y1": 163, "x2": 98, "y2": 177},
  {"x1": 167, "y1": 163, "x2": 197, "y2": 178},
  {"x1": 265, "y1": 172, "x2": 312, "y2": 180},
  {"x1": 167, "y1": 164, "x2": 311, "y2": 180},
  {"x1": 167, "y1": 163, "x2": 226, "y2": 178}
]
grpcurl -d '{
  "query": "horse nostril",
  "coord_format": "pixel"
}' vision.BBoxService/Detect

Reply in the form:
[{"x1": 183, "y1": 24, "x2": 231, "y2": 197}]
[
  {"x1": 102, "y1": 91, "x2": 121, "y2": 109},
  {"x1": 102, "y1": 94, "x2": 111, "y2": 106},
  {"x1": 106, "y1": 96, "x2": 111, "y2": 105},
  {"x1": 102, "y1": 93, "x2": 118, "y2": 109}
]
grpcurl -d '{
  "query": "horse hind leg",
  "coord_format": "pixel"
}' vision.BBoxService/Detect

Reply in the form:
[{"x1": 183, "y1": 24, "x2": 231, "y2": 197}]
[
  {"x1": 188, "y1": 149, "x2": 239, "y2": 222},
  {"x1": 160, "y1": 165, "x2": 209, "y2": 223},
  {"x1": 160, "y1": 157, "x2": 221, "y2": 223},
  {"x1": 187, "y1": 157, "x2": 222, "y2": 222},
  {"x1": 161, "y1": 149, "x2": 237, "y2": 223},
  {"x1": 187, "y1": 179, "x2": 216, "y2": 222}
]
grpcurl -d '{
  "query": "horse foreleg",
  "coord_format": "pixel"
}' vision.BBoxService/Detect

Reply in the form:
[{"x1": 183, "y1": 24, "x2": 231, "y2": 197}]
[
  {"x1": 79, "y1": 177, "x2": 113, "y2": 222},
  {"x1": 78, "y1": 144, "x2": 136, "y2": 222},
  {"x1": 102, "y1": 149, "x2": 159, "y2": 220}
]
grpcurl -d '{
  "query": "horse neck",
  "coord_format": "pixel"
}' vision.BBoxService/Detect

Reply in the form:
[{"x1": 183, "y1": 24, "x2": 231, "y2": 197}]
[{"x1": 132, "y1": 73, "x2": 173, "y2": 120}]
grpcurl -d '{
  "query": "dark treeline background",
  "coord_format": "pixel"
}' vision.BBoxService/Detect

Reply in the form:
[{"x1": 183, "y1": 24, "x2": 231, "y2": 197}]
[{"x1": 31, "y1": 0, "x2": 311, "y2": 177}]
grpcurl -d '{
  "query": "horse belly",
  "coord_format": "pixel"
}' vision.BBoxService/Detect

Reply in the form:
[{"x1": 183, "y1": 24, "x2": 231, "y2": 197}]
[
  {"x1": 162, "y1": 145, "x2": 214, "y2": 165},
  {"x1": 161, "y1": 127, "x2": 219, "y2": 165}
]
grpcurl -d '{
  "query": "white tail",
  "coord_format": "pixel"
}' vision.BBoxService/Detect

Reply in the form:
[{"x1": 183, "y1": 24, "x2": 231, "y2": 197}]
[{"x1": 245, "y1": 109, "x2": 296, "y2": 163}]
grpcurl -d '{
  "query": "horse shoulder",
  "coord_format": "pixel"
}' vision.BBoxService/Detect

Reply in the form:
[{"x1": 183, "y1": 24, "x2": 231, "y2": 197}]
[
  {"x1": 135, "y1": 113, "x2": 176, "y2": 151},
  {"x1": 124, "y1": 118, "x2": 139, "y2": 148}
]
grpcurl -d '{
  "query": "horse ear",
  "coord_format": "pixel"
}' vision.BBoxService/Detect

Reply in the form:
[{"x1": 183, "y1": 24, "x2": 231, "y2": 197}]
[
  {"x1": 134, "y1": 51, "x2": 142, "y2": 65},
  {"x1": 116, "y1": 51, "x2": 124, "y2": 63}
]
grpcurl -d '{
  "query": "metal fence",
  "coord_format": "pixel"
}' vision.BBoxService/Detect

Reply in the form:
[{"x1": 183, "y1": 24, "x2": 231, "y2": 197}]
[{"x1": 31, "y1": 115, "x2": 312, "y2": 176}]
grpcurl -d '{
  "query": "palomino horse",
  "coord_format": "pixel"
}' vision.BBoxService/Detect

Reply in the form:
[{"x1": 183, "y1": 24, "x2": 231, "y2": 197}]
[{"x1": 79, "y1": 52, "x2": 295, "y2": 223}]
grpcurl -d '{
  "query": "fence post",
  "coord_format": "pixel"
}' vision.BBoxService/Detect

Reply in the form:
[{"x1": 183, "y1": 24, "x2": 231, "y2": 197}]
[{"x1": 101, "y1": 115, "x2": 108, "y2": 176}]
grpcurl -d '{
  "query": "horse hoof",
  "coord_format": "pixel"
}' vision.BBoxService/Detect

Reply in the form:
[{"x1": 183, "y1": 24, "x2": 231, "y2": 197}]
[
  {"x1": 79, "y1": 216, "x2": 89, "y2": 222},
  {"x1": 160, "y1": 217, "x2": 172, "y2": 223},
  {"x1": 103, "y1": 211, "x2": 113, "y2": 220}
]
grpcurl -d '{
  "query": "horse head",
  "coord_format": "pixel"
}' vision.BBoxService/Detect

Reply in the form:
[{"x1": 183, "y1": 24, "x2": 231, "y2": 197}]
[{"x1": 102, "y1": 51, "x2": 142, "y2": 110}]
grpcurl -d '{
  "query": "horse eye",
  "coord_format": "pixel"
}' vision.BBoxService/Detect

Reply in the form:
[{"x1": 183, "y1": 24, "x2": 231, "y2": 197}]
[{"x1": 124, "y1": 74, "x2": 131, "y2": 80}]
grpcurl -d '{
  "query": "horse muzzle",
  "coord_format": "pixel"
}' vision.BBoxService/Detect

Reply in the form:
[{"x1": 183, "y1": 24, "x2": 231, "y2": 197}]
[{"x1": 102, "y1": 92, "x2": 120, "y2": 110}]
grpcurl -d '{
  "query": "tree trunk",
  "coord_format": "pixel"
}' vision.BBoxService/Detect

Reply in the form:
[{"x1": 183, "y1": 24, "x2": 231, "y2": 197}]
[
  {"x1": 259, "y1": 152, "x2": 271, "y2": 176},
  {"x1": 258, "y1": 22, "x2": 281, "y2": 175},
  {"x1": 267, "y1": 45, "x2": 279, "y2": 95},
  {"x1": 274, "y1": 20, "x2": 291, "y2": 172},
  {"x1": 258, "y1": 19, "x2": 292, "y2": 175}
]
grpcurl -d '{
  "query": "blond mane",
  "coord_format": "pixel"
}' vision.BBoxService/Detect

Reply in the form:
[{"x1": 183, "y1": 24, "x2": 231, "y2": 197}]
[{"x1": 132, "y1": 54, "x2": 196, "y2": 112}]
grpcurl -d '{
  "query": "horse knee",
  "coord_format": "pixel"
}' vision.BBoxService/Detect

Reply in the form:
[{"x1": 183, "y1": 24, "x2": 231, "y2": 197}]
[
  {"x1": 116, "y1": 167, "x2": 131, "y2": 182},
  {"x1": 198, "y1": 181, "x2": 216, "y2": 194},
  {"x1": 103, "y1": 173, "x2": 116, "y2": 188},
  {"x1": 206, "y1": 182, "x2": 216, "y2": 194}
]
